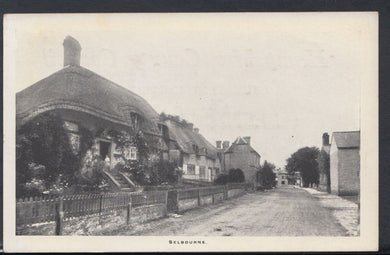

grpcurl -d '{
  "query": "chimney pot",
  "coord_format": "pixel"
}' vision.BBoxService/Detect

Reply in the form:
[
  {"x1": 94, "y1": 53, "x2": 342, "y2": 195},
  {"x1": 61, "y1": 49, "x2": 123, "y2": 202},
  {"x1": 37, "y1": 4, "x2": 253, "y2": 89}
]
[
  {"x1": 63, "y1": 36, "x2": 81, "y2": 67},
  {"x1": 222, "y1": 141, "x2": 230, "y2": 149},
  {"x1": 322, "y1": 133, "x2": 330, "y2": 146},
  {"x1": 193, "y1": 128, "x2": 199, "y2": 133}
]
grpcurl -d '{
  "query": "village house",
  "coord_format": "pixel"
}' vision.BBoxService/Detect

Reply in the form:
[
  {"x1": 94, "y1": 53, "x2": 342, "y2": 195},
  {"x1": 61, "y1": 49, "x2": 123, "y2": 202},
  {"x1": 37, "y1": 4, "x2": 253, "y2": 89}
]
[
  {"x1": 329, "y1": 131, "x2": 360, "y2": 196},
  {"x1": 16, "y1": 36, "x2": 221, "y2": 190},
  {"x1": 162, "y1": 115, "x2": 221, "y2": 183},
  {"x1": 276, "y1": 170, "x2": 288, "y2": 186},
  {"x1": 318, "y1": 133, "x2": 331, "y2": 192},
  {"x1": 216, "y1": 136, "x2": 261, "y2": 184}
]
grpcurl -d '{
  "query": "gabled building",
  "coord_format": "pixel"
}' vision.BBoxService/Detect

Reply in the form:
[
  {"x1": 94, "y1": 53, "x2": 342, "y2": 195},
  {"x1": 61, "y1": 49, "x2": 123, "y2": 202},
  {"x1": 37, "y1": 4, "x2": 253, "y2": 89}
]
[
  {"x1": 162, "y1": 115, "x2": 221, "y2": 183},
  {"x1": 217, "y1": 136, "x2": 261, "y2": 184},
  {"x1": 329, "y1": 131, "x2": 360, "y2": 196}
]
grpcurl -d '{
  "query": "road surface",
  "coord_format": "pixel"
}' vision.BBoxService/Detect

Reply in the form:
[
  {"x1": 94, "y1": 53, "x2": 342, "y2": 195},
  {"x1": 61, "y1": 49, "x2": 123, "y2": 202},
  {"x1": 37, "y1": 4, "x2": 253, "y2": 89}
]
[{"x1": 100, "y1": 186, "x2": 349, "y2": 236}]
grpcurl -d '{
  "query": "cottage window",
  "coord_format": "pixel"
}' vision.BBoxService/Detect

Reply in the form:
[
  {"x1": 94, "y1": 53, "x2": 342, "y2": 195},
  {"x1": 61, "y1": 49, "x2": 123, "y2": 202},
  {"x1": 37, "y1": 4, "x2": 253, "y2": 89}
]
[
  {"x1": 130, "y1": 112, "x2": 139, "y2": 129},
  {"x1": 125, "y1": 146, "x2": 137, "y2": 160},
  {"x1": 199, "y1": 166, "x2": 206, "y2": 178},
  {"x1": 187, "y1": 164, "x2": 195, "y2": 175}
]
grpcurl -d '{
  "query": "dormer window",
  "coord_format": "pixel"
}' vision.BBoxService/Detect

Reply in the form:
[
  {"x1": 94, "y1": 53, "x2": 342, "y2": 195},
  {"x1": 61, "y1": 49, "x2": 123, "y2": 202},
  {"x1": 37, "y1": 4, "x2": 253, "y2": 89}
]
[
  {"x1": 130, "y1": 112, "x2": 139, "y2": 129},
  {"x1": 192, "y1": 144, "x2": 199, "y2": 154}
]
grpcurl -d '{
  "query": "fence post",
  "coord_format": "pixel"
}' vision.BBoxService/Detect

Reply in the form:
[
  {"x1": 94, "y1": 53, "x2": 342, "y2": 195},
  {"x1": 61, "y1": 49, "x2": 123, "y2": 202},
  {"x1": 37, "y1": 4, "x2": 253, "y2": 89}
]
[
  {"x1": 55, "y1": 198, "x2": 64, "y2": 235},
  {"x1": 127, "y1": 196, "x2": 132, "y2": 225},
  {"x1": 164, "y1": 191, "x2": 168, "y2": 216},
  {"x1": 197, "y1": 188, "x2": 201, "y2": 206}
]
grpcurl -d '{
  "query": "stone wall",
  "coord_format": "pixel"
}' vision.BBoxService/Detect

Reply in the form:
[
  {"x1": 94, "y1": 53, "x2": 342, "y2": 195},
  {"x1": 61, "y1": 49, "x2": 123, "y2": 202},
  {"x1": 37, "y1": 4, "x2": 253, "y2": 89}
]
[
  {"x1": 178, "y1": 198, "x2": 199, "y2": 211},
  {"x1": 16, "y1": 203, "x2": 167, "y2": 235}
]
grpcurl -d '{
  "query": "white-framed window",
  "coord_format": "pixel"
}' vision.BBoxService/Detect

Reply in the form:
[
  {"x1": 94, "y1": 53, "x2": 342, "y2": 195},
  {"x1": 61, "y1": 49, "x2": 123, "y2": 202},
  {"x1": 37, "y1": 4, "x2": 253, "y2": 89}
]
[
  {"x1": 187, "y1": 164, "x2": 195, "y2": 175},
  {"x1": 125, "y1": 146, "x2": 137, "y2": 160}
]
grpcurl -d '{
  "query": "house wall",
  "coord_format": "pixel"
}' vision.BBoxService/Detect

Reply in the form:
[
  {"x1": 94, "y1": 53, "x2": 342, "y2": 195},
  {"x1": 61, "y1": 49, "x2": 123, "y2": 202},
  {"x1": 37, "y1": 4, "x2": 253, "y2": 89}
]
[
  {"x1": 277, "y1": 173, "x2": 288, "y2": 186},
  {"x1": 337, "y1": 148, "x2": 360, "y2": 196},
  {"x1": 182, "y1": 153, "x2": 220, "y2": 182},
  {"x1": 224, "y1": 145, "x2": 260, "y2": 183}
]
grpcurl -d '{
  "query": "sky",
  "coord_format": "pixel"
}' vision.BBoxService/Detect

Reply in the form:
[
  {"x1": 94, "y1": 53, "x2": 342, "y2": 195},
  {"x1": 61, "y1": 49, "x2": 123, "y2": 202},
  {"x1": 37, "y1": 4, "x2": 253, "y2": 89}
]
[{"x1": 5, "y1": 13, "x2": 377, "y2": 168}]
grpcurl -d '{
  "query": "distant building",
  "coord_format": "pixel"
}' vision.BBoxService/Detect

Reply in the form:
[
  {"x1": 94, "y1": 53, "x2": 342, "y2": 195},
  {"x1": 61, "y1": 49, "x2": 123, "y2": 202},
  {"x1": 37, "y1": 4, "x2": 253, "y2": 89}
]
[
  {"x1": 216, "y1": 136, "x2": 261, "y2": 184},
  {"x1": 329, "y1": 131, "x2": 360, "y2": 196},
  {"x1": 288, "y1": 171, "x2": 302, "y2": 186},
  {"x1": 318, "y1": 133, "x2": 331, "y2": 192},
  {"x1": 276, "y1": 170, "x2": 288, "y2": 186}
]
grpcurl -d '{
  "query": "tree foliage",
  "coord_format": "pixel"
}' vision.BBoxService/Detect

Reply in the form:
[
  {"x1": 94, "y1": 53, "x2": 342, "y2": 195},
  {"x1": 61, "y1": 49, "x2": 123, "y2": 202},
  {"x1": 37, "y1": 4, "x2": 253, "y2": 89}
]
[
  {"x1": 285, "y1": 147, "x2": 320, "y2": 187},
  {"x1": 16, "y1": 112, "x2": 96, "y2": 197},
  {"x1": 257, "y1": 160, "x2": 276, "y2": 189},
  {"x1": 214, "y1": 168, "x2": 245, "y2": 185}
]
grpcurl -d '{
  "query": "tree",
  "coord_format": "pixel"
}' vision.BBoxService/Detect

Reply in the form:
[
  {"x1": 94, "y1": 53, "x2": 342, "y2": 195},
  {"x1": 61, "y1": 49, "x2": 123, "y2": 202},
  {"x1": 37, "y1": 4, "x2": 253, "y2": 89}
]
[
  {"x1": 285, "y1": 147, "x2": 320, "y2": 187},
  {"x1": 214, "y1": 168, "x2": 245, "y2": 185},
  {"x1": 257, "y1": 160, "x2": 276, "y2": 189},
  {"x1": 228, "y1": 168, "x2": 245, "y2": 183}
]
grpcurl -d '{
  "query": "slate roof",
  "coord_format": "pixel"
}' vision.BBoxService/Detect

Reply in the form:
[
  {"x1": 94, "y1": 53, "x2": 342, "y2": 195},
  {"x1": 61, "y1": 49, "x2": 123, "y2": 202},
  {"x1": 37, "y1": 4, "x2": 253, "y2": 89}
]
[
  {"x1": 332, "y1": 131, "x2": 360, "y2": 148},
  {"x1": 16, "y1": 65, "x2": 160, "y2": 130},
  {"x1": 163, "y1": 119, "x2": 218, "y2": 159},
  {"x1": 224, "y1": 136, "x2": 261, "y2": 157}
]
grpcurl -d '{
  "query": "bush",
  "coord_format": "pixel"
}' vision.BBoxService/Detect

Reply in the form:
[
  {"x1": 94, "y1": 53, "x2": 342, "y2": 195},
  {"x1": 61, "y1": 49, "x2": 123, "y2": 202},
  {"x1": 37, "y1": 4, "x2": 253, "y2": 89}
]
[
  {"x1": 214, "y1": 173, "x2": 229, "y2": 185},
  {"x1": 228, "y1": 168, "x2": 245, "y2": 183},
  {"x1": 214, "y1": 169, "x2": 245, "y2": 185}
]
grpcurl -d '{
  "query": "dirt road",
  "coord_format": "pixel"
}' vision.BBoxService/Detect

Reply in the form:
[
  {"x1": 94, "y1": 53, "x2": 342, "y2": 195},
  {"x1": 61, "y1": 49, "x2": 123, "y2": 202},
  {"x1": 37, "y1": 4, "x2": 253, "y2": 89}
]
[{"x1": 99, "y1": 186, "x2": 349, "y2": 236}]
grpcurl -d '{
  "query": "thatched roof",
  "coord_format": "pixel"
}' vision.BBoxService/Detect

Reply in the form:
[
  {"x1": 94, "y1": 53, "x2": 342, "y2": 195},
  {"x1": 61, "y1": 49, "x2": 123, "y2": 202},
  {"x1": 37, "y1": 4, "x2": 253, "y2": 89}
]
[
  {"x1": 163, "y1": 119, "x2": 218, "y2": 159},
  {"x1": 16, "y1": 65, "x2": 160, "y2": 129}
]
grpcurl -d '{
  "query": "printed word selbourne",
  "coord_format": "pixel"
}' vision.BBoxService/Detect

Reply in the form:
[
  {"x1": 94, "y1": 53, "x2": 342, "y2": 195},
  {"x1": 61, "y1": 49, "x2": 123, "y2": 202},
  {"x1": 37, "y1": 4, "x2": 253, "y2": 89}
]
[{"x1": 169, "y1": 240, "x2": 206, "y2": 245}]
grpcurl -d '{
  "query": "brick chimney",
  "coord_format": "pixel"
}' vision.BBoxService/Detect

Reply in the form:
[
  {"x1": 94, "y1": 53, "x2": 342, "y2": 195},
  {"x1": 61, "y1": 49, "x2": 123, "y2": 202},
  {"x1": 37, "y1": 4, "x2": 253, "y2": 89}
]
[
  {"x1": 222, "y1": 141, "x2": 230, "y2": 150},
  {"x1": 216, "y1": 141, "x2": 222, "y2": 149},
  {"x1": 63, "y1": 36, "x2": 81, "y2": 67},
  {"x1": 322, "y1": 133, "x2": 329, "y2": 146},
  {"x1": 243, "y1": 136, "x2": 251, "y2": 145}
]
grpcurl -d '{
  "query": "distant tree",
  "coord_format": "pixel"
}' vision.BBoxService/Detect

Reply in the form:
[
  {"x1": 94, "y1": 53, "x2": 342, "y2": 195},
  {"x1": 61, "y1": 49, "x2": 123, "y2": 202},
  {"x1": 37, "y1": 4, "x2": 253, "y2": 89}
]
[
  {"x1": 257, "y1": 160, "x2": 276, "y2": 189},
  {"x1": 228, "y1": 168, "x2": 245, "y2": 183},
  {"x1": 285, "y1": 147, "x2": 320, "y2": 187}
]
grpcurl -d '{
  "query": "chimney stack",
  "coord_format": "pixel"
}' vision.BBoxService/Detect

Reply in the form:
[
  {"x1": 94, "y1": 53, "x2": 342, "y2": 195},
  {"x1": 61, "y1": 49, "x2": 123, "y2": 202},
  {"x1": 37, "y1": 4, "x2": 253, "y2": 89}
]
[
  {"x1": 222, "y1": 141, "x2": 230, "y2": 150},
  {"x1": 216, "y1": 141, "x2": 222, "y2": 149},
  {"x1": 63, "y1": 36, "x2": 81, "y2": 67},
  {"x1": 322, "y1": 133, "x2": 329, "y2": 146},
  {"x1": 243, "y1": 136, "x2": 251, "y2": 145},
  {"x1": 193, "y1": 128, "x2": 199, "y2": 133}
]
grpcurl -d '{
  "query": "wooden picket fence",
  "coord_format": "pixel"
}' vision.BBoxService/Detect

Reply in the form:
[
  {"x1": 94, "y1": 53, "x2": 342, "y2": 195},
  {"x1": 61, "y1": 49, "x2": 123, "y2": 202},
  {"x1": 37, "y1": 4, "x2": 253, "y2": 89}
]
[{"x1": 16, "y1": 191, "x2": 167, "y2": 226}]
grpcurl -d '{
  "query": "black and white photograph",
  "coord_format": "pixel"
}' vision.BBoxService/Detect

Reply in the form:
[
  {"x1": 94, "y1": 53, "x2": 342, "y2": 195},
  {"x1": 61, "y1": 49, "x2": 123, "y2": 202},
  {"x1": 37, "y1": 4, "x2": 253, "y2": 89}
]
[{"x1": 3, "y1": 13, "x2": 378, "y2": 252}]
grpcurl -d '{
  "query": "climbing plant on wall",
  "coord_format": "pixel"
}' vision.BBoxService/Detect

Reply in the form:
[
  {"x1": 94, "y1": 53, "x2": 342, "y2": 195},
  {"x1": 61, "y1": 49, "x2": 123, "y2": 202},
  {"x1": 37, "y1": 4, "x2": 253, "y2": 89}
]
[{"x1": 16, "y1": 111, "x2": 95, "y2": 197}]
